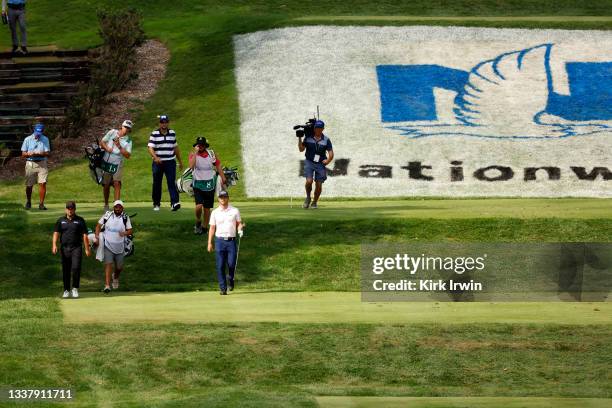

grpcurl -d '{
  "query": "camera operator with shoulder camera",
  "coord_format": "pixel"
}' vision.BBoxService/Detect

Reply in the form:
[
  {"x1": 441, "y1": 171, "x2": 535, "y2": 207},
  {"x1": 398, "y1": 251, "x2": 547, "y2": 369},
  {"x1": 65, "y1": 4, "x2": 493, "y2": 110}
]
[{"x1": 297, "y1": 120, "x2": 333, "y2": 209}]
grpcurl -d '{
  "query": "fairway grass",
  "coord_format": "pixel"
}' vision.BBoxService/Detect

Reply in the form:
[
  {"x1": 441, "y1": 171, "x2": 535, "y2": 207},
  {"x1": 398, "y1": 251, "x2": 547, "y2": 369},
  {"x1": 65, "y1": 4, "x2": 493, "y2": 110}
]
[
  {"x1": 60, "y1": 291, "x2": 612, "y2": 325},
  {"x1": 316, "y1": 396, "x2": 612, "y2": 408}
]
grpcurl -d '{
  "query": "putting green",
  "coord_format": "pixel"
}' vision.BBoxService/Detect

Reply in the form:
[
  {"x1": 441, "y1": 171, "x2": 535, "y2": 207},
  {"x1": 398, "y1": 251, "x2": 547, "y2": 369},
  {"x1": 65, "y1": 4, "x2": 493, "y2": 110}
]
[
  {"x1": 61, "y1": 291, "x2": 611, "y2": 325},
  {"x1": 315, "y1": 396, "x2": 612, "y2": 408}
]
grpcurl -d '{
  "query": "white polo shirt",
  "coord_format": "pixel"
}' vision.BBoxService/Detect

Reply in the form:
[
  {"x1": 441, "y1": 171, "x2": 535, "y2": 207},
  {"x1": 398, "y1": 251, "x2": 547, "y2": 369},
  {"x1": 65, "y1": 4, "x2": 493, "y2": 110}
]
[{"x1": 209, "y1": 205, "x2": 241, "y2": 238}]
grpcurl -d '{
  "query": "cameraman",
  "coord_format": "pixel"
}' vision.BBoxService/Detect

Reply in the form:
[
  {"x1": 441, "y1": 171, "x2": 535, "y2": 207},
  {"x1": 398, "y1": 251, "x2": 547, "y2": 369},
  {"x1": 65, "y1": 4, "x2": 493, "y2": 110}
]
[{"x1": 298, "y1": 120, "x2": 334, "y2": 209}]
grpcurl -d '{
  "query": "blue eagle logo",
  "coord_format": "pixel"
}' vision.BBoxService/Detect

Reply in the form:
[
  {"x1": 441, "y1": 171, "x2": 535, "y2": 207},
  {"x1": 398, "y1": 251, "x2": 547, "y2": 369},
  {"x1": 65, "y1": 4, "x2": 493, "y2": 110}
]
[{"x1": 377, "y1": 44, "x2": 612, "y2": 139}]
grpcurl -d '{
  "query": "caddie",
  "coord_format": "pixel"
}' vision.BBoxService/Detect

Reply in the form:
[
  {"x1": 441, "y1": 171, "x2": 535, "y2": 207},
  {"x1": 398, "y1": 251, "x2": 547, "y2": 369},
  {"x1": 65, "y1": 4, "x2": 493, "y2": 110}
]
[
  {"x1": 94, "y1": 200, "x2": 133, "y2": 294},
  {"x1": 189, "y1": 136, "x2": 226, "y2": 235},
  {"x1": 100, "y1": 120, "x2": 133, "y2": 211}
]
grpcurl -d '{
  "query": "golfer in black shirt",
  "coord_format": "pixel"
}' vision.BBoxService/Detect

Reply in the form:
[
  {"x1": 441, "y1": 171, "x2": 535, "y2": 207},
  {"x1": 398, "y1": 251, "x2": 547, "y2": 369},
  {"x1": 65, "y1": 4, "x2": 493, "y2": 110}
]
[{"x1": 52, "y1": 201, "x2": 91, "y2": 298}]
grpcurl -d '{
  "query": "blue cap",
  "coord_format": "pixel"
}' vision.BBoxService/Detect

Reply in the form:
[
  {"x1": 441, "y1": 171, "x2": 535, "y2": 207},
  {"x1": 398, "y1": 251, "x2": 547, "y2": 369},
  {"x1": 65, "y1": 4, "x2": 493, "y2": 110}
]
[
  {"x1": 34, "y1": 123, "x2": 44, "y2": 133},
  {"x1": 314, "y1": 120, "x2": 325, "y2": 129},
  {"x1": 159, "y1": 114, "x2": 169, "y2": 122}
]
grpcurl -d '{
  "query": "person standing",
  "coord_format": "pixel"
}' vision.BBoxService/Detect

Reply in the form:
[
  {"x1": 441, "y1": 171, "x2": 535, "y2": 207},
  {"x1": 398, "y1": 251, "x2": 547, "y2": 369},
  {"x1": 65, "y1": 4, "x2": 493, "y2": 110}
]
[
  {"x1": 189, "y1": 136, "x2": 226, "y2": 235},
  {"x1": 94, "y1": 200, "x2": 133, "y2": 294},
  {"x1": 100, "y1": 120, "x2": 133, "y2": 211},
  {"x1": 1, "y1": 0, "x2": 27, "y2": 55},
  {"x1": 21, "y1": 122, "x2": 50, "y2": 210},
  {"x1": 208, "y1": 190, "x2": 244, "y2": 295},
  {"x1": 52, "y1": 201, "x2": 91, "y2": 299},
  {"x1": 298, "y1": 120, "x2": 334, "y2": 209},
  {"x1": 147, "y1": 114, "x2": 183, "y2": 211}
]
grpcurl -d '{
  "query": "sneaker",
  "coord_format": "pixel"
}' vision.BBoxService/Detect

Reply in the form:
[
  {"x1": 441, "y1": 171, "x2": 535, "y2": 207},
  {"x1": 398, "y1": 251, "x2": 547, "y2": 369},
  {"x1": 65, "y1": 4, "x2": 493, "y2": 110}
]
[
  {"x1": 112, "y1": 273, "x2": 119, "y2": 289},
  {"x1": 228, "y1": 279, "x2": 234, "y2": 291},
  {"x1": 310, "y1": 202, "x2": 318, "y2": 209},
  {"x1": 62, "y1": 290, "x2": 70, "y2": 298},
  {"x1": 38, "y1": 204, "x2": 47, "y2": 211},
  {"x1": 71, "y1": 288, "x2": 79, "y2": 298},
  {"x1": 24, "y1": 201, "x2": 31, "y2": 210},
  {"x1": 153, "y1": 206, "x2": 160, "y2": 212},
  {"x1": 103, "y1": 286, "x2": 111, "y2": 294},
  {"x1": 20, "y1": 46, "x2": 27, "y2": 55},
  {"x1": 194, "y1": 224, "x2": 203, "y2": 235},
  {"x1": 220, "y1": 290, "x2": 227, "y2": 295},
  {"x1": 302, "y1": 197, "x2": 311, "y2": 209},
  {"x1": 171, "y1": 203, "x2": 181, "y2": 211}
]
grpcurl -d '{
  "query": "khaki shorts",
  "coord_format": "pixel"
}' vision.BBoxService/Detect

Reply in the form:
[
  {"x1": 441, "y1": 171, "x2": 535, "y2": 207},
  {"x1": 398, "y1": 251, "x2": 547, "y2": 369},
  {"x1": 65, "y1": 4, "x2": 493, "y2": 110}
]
[
  {"x1": 102, "y1": 162, "x2": 124, "y2": 184},
  {"x1": 24, "y1": 160, "x2": 49, "y2": 186}
]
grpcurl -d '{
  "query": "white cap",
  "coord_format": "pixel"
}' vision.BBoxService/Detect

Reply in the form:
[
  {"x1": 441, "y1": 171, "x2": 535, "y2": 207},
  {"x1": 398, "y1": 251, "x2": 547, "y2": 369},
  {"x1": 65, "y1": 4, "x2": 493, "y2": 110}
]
[
  {"x1": 113, "y1": 200, "x2": 124, "y2": 207},
  {"x1": 122, "y1": 120, "x2": 134, "y2": 129}
]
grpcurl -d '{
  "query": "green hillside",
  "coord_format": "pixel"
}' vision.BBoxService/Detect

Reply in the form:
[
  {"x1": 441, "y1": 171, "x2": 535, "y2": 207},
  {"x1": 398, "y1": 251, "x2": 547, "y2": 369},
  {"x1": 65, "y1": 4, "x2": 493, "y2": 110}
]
[{"x1": 1, "y1": 0, "x2": 611, "y2": 202}]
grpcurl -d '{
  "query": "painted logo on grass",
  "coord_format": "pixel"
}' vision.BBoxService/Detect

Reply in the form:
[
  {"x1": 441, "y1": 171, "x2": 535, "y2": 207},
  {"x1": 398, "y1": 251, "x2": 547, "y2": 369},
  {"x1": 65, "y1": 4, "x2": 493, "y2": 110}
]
[
  {"x1": 377, "y1": 44, "x2": 612, "y2": 139},
  {"x1": 234, "y1": 27, "x2": 612, "y2": 198}
]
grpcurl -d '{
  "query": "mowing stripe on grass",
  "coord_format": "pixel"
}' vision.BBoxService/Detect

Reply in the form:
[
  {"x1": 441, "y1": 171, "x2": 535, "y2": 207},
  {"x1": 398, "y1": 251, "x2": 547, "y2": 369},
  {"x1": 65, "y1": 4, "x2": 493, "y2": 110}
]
[
  {"x1": 315, "y1": 396, "x2": 612, "y2": 408},
  {"x1": 61, "y1": 292, "x2": 611, "y2": 325},
  {"x1": 13, "y1": 198, "x2": 612, "y2": 221}
]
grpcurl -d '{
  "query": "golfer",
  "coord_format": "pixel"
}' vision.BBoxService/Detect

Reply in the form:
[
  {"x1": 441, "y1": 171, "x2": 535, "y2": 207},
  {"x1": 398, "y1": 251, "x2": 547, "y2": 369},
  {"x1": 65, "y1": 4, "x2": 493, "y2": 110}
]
[
  {"x1": 52, "y1": 201, "x2": 91, "y2": 299},
  {"x1": 147, "y1": 114, "x2": 183, "y2": 211},
  {"x1": 94, "y1": 200, "x2": 133, "y2": 294},
  {"x1": 21, "y1": 122, "x2": 50, "y2": 210},
  {"x1": 100, "y1": 120, "x2": 133, "y2": 211},
  {"x1": 189, "y1": 136, "x2": 226, "y2": 235},
  {"x1": 207, "y1": 190, "x2": 243, "y2": 295},
  {"x1": 298, "y1": 120, "x2": 334, "y2": 209}
]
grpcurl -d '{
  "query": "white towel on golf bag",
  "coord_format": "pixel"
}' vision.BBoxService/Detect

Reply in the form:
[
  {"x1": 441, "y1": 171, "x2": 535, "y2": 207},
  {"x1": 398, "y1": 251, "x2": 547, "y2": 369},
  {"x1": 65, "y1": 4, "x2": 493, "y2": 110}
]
[{"x1": 88, "y1": 232, "x2": 105, "y2": 262}]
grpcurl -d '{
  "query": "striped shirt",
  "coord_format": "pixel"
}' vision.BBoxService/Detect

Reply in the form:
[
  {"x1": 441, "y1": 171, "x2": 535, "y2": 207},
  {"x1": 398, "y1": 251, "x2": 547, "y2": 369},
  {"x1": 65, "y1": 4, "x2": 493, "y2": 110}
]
[{"x1": 148, "y1": 128, "x2": 177, "y2": 161}]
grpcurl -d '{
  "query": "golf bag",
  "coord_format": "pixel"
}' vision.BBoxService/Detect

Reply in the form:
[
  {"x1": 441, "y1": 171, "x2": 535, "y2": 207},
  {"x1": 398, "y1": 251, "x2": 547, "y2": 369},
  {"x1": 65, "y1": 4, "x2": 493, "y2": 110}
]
[
  {"x1": 176, "y1": 165, "x2": 240, "y2": 197},
  {"x1": 84, "y1": 140, "x2": 104, "y2": 185}
]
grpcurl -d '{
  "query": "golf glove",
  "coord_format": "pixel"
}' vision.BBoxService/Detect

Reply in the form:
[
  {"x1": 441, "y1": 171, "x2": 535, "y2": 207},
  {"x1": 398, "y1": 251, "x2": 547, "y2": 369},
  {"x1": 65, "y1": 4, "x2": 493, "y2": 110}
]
[{"x1": 238, "y1": 229, "x2": 244, "y2": 238}]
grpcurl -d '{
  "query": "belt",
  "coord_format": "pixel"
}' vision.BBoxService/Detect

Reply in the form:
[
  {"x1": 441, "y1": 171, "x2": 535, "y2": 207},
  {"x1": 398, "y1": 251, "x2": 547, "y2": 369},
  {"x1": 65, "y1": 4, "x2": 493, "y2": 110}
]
[
  {"x1": 26, "y1": 158, "x2": 45, "y2": 162},
  {"x1": 216, "y1": 236, "x2": 235, "y2": 241}
]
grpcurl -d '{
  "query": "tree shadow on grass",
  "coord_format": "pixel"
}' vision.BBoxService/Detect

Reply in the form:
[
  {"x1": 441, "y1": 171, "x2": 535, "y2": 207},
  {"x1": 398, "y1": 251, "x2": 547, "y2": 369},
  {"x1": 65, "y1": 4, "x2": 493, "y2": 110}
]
[{"x1": 1, "y1": 199, "x2": 611, "y2": 300}]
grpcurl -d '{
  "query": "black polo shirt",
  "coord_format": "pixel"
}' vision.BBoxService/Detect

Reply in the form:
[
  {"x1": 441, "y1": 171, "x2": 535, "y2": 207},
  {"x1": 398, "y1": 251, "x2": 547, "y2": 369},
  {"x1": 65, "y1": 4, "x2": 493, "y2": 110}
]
[{"x1": 54, "y1": 215, "x2": 88, "y2": 247}]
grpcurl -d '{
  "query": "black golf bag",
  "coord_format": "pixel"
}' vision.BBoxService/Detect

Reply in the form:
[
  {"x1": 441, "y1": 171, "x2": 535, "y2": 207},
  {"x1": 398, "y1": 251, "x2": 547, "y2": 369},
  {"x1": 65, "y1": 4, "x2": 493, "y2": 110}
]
[{"x1": 85, "y1": 140, "x2": 105, "y2": 185}]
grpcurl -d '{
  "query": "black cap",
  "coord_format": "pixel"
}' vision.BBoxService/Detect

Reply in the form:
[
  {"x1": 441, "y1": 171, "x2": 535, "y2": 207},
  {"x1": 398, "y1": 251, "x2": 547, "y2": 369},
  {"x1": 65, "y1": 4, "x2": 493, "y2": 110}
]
[
  {"x1": 193, "y1": 136, "x2": 209, "y2": 147},
  {"x1": 218, "y1": 190, "x2": 229, "y2": 198},
  {"x1": 66, "y1": 201, "x2": 76, "y2": 209}
]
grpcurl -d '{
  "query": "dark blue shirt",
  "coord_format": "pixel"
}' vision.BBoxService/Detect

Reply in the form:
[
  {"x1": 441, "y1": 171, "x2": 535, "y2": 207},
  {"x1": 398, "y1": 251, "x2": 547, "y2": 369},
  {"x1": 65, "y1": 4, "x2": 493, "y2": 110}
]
[{"x1": 303, "y1": 135, "x2": 332, "y2": 163}]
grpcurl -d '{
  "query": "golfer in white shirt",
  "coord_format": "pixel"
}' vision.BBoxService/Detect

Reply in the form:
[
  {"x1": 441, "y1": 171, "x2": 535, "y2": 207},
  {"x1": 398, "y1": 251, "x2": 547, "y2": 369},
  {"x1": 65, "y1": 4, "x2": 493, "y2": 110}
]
[{"x1": 207, "y1": 190, "x2": 243, "y2": 295}]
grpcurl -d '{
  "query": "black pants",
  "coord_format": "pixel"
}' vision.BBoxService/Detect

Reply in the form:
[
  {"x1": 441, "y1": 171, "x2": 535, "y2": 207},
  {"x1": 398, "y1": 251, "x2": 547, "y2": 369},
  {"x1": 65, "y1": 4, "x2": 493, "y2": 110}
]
[{"x1": 61, "y1": 246, "x2": 82, "y2": 291}]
